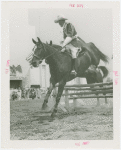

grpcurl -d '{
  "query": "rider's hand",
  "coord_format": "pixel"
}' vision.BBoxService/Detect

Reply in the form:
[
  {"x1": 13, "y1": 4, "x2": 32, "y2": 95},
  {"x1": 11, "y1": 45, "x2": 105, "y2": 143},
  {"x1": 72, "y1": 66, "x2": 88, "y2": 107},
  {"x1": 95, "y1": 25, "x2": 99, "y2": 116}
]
[{"x1": 61, "y1": 47, "x2": 66, "y2": 52}]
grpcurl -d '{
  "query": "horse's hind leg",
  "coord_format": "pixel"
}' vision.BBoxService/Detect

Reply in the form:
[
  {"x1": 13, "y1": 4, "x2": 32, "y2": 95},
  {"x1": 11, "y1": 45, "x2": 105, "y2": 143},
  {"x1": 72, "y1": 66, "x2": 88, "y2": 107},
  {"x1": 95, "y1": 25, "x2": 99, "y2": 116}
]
[{"x1": 42, "y1": 82, "x2": 54, "y2": 110}]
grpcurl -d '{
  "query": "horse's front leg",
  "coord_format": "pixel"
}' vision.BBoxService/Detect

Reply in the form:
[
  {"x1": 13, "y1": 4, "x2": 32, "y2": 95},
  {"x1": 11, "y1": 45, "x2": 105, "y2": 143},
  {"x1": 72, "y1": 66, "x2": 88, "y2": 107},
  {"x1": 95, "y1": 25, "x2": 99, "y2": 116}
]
[
  {"x1": 42, "y1": 82, "x2": 55, "y2": 109},
  {"x1": 51, "y1": 80, "x2": 66, "y2": 118}
]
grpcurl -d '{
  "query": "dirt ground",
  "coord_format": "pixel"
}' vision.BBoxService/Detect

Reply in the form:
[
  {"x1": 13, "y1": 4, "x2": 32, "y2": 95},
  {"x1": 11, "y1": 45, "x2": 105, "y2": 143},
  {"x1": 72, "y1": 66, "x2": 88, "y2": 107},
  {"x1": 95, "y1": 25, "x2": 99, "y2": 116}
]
[{"x1": 10, "y1": 97, "x2": 113, "y2": 140}]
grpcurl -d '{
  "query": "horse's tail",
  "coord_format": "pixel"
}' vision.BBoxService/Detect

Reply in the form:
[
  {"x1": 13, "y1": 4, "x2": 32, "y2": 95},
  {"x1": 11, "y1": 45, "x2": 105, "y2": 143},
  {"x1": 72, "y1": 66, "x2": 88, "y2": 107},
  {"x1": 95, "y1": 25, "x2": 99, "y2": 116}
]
[
  {"x1": 98, "y1": 66, "x2": 109, "y2": 78},
  {"x1": 90, "y1": 43, "x2": 110, "y2": 64},
  {"x1": 98, "y1": 50, "x2": 109, "y2": 64}
]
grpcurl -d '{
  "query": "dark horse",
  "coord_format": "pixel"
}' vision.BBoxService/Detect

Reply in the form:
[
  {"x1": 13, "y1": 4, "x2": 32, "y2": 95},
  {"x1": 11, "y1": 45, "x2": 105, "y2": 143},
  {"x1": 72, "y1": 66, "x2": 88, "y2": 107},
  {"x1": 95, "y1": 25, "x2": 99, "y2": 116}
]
[
  {"x1": 83, "y1": 66, "x2": 109, "y2": 84},
  {"x1": 49, "y1": 41, "x2": 109, "y2": 84},
  {"x1": 31, "y1": 37, "x2": 109, "y2": 118},
  {"x1": 66, "y1": 65, "x2": 109, "y2": 84}
]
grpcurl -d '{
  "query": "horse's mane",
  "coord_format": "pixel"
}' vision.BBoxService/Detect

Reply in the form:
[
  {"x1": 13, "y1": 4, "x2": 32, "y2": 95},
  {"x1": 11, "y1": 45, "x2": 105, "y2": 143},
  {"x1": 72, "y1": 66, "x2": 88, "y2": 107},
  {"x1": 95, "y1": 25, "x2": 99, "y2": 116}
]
[
  {"x1": 44, "y1": 42, "x2": 72, "y2": 58},
  {"x1": 50, "y1": 44, "x2": 62, "y2": 51}
]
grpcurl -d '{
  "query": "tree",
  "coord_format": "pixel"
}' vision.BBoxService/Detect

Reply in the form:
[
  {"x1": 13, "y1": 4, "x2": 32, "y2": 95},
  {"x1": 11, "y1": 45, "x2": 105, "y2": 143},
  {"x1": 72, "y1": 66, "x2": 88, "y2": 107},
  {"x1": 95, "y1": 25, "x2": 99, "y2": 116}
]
[
  {"x1": 10, "y1": 65, "x2": 22, "y2": 75},
  {"x1": 16, "y1": 65, "x2": 22, "y2": 73}
]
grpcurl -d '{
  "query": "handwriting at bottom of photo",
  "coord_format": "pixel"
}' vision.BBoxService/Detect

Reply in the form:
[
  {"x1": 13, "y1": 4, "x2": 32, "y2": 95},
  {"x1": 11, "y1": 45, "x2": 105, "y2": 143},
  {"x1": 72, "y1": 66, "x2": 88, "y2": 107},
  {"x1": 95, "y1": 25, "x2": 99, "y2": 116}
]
[
  {"x1": 82, "y1": 141, "x2": 90, "y2": 145},
  {"x1": 75, "y1": 141, "x2": 90, "y2": 146}
]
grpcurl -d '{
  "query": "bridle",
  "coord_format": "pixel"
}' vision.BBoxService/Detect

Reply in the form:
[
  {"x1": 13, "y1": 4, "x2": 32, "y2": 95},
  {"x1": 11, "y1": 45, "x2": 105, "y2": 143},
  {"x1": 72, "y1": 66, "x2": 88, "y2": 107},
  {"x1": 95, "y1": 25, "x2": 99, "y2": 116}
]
[
  {"x1": 32, "y1": 45, "x2": 44, "y2": 62},
  {"x1": 27, "y1": 43, "x2": 72, "y2": 66},
  {"x1": 33, "y1": 53, "x2": 41, "y2": 60},
  {"x1": 32, "y1": 44, "x2": 61, "y2": 63}
]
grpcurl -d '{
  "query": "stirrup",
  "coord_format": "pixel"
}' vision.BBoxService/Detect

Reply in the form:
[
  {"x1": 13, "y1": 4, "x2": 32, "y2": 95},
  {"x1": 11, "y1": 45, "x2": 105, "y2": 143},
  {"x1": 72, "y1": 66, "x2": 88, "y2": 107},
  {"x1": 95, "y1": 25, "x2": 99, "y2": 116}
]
[{"x1": 71, "y1": 70, "x2": 77, "y2": 76}]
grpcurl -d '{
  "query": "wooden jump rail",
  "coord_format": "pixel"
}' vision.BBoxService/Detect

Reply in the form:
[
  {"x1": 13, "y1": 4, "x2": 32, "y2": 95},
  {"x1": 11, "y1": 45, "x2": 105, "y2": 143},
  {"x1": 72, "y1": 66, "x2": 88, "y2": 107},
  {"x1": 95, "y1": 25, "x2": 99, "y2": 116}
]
[
  {"x1": 62, "y1": 82, "x2": 113, "y2": 87},
  {"x1": 55, "y1": 82, "x2": 113, "y2": 111}
]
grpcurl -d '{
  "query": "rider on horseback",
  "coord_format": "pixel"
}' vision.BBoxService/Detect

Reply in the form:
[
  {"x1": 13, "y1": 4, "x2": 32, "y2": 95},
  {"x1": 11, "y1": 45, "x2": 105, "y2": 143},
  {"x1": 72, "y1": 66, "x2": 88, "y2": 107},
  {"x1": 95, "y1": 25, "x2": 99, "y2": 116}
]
[{"x1": 54, "y1": 15, "x2": 83, "y2": 74}]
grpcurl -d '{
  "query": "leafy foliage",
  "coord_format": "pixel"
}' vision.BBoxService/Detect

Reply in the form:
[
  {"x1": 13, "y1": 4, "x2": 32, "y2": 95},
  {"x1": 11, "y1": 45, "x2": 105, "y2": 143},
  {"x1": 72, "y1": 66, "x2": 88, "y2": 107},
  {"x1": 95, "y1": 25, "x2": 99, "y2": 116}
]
[{"x1": 10, "y1": 65, "x2": 22, "y2": 75}]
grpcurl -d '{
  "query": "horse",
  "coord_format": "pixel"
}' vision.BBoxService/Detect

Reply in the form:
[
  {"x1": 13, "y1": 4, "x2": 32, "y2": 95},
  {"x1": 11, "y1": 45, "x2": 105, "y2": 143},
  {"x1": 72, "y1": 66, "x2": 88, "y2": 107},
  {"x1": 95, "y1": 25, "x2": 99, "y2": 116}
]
[
  {"x1": 49, "y1": 41, "x2": 109, "y2": 84},
  {"x1": 83, "y1": 66, "x2": 109, "y2": 84},
  {"x1": 61, "y1": 65, "x2": 109, "y2": 90},
  {"x1": 30, "y1": 37, "x2": 109, "y2": 118}
]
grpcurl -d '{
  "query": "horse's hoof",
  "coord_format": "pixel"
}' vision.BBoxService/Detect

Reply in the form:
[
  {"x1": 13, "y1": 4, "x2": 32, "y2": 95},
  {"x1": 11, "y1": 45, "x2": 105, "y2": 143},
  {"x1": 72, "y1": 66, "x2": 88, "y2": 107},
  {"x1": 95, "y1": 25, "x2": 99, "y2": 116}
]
[
  {"x1": 50, "y1": 112, "x2": 56, "y2": 118},
  {"x1": 40, "y1": 105, "x2": 51, "y2": 113},
  {"x1": 49, "y1": 117, "x2": 54, "y2": 122},
  {"x1": 42, "y1": 103, "x2": 48, "y2": 110}
]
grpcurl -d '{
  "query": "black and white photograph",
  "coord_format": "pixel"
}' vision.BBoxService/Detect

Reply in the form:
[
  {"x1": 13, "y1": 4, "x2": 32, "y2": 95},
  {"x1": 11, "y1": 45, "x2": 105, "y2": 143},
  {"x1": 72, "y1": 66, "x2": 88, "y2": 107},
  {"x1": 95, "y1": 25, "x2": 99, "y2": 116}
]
[{"x1": 1, "y1": 1, "x2": 120, "y2": 149}]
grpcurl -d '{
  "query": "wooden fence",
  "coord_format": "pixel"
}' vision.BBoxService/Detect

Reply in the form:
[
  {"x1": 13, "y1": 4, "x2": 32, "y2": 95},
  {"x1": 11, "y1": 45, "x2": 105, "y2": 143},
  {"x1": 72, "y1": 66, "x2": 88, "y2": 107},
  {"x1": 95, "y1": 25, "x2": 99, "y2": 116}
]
[{"x1": 54, "y1": 82, "x2": 113, "y2": 111}]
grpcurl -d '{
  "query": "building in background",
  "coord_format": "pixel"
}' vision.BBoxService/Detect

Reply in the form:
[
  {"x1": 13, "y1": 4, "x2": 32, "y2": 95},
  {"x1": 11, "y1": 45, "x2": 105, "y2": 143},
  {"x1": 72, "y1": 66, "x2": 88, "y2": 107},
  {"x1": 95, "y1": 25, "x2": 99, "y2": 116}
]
[
  {"x1": 22, "y1": 68, "x2": 31, "y2": 88},
  {"x1": 10, "y1": 65, "x2": 24, "y2": 89},
  {"x1": 10, "y1": 76, "x2": 23, "y2": 89},
  {"x1": 39, "y1": 60, "x2": 50, "y2": 88}
]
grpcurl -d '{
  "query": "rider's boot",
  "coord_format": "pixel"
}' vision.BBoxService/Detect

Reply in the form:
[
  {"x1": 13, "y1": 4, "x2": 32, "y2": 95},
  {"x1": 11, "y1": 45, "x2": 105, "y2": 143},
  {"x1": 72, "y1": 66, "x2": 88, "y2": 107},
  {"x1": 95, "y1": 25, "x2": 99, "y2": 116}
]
[{"x1": 71, "y1": 58, "x2": 77, "y2": 75}]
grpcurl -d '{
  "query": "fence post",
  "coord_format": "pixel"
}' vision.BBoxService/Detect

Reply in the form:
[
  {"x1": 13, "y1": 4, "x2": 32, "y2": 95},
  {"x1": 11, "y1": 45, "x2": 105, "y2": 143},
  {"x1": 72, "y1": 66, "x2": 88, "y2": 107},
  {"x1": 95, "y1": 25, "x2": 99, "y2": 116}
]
[
  {"x1": 105, "y1": 97, "x2": 108, "y2": 104},
  {"x1": 102, "y1": 90, "x2": 108, "y2": 104},
  {"x1": 104, "y1": 94, "x2": 108, "y2": 104},
  {"x1": 36, "y1": 89, "x2": 38, "y2": 99},
  {"x1": 65, "y1": 89, "x2": 69, "y2": 110},
  {"x1": 73, "y1": 98, "x2": 77, "y2": 110},
  {"x1": 96, "y1": 94, "x2": 100, "y2": 106},
  {"x1": 73, "y1": 90, "x2": 77, "y2": 110},
  {"x1": 28, "y1": 90, "x2": 30, "y2": 99},
  {"x1": 53, "y1": 87, "x2": 57, "y2": 105}
]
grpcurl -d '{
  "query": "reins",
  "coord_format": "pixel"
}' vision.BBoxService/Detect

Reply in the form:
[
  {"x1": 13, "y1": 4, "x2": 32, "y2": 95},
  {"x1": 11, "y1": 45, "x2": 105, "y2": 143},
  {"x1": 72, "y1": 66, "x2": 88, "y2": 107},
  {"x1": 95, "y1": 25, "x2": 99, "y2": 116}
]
[
  {"x1": 43, "y1": 44, "x2": 73, "y2": 60},
  {"x1": 44, "y1": 45, "x2": 61, "y2": 60},
  {"x1": 32, "y1": 43, "x2": 71, "y2": 62}
]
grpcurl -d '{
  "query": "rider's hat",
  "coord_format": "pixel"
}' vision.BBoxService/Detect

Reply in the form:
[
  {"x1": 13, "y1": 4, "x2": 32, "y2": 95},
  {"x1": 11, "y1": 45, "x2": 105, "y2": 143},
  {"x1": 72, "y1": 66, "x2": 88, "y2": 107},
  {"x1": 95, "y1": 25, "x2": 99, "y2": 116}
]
[{"x1": 54, "y1": 15, "x2": 67, "y2": 23}]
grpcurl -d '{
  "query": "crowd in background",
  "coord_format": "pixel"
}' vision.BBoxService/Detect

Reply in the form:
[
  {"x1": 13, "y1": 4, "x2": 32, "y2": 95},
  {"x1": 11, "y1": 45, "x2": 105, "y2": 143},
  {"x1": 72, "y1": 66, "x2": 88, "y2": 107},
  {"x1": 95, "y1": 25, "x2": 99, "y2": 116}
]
[{"x1": 10, "y1": 87, "x2": 47, "y2": 101}]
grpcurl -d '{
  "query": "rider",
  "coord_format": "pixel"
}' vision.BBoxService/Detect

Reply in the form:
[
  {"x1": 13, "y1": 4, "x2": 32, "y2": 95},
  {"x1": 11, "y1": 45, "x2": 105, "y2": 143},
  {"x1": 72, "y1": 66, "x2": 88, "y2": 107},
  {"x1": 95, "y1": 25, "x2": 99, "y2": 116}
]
[{"x1": 54, "y1": 15, "x2": 84, "y2": 74}]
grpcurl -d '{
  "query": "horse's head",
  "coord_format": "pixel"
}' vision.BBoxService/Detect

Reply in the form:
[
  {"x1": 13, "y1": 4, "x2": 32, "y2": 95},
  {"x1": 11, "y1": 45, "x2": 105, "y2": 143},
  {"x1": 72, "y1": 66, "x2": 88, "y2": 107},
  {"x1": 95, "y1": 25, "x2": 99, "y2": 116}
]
[{"x1": 31, "y1": 37, "x2": 46, "y2": 67}]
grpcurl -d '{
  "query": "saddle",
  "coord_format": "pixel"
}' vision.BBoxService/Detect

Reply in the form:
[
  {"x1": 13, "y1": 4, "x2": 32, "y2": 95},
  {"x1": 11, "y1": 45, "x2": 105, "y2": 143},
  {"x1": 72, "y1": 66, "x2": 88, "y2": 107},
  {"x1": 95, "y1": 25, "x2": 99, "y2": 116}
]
[{"x1": 65, "y1": 47, "x2": 85, "y2": 58}]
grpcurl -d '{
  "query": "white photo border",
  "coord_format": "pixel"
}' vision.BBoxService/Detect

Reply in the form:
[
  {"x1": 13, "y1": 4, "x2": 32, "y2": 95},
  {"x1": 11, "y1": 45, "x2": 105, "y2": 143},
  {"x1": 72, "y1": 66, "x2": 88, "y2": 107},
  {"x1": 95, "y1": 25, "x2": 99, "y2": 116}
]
[{"x1": 1, "y1": 1, "x2": 120, "y2": 149}]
